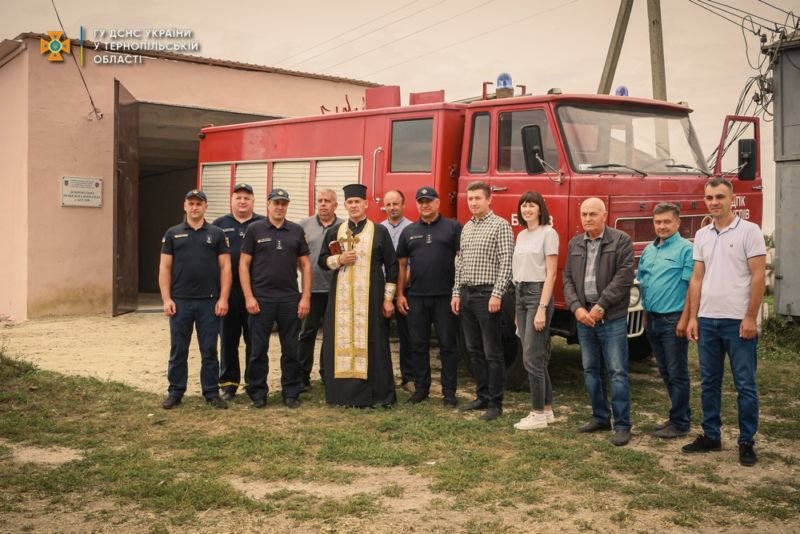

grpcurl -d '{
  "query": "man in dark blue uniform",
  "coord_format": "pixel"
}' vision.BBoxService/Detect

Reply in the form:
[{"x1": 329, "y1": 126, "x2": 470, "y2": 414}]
[
  {"x1": 159, "y1": 189, "x2": 232, "y2": 410},
  {"x1": 396, "y1": 187, "x2": 462, "y2": 406},
  {"x1": 212, "y1": 183, "x2": 265, "y2": 400},
  {"x1": 240, "y1": 189, "x2": 311, "y2": 409}
]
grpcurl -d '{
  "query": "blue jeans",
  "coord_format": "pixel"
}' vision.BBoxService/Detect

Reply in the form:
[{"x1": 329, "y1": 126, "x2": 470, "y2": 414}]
[
  {"x1": 515, "y1": 282, "x2": 554, "y2": 411},
  {"x1": 167, "y1": 298, "x2": 221, "y2": 399},
  {"x1": 697, "y1": 318, "x2": 759, "y2": 445},
  {"x1": 645, "y1": 312, "x2": 691, "y2": 431},
  {"x1": 577, "y1": 316, "x2": 631, "y2": 430},
  {"x1": 459, "y1": 286, "x2": 505, "y2": 407}
]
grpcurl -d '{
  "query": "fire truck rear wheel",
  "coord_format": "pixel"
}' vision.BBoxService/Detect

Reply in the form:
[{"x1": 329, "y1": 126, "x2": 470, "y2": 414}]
[{"x1": 627, "y1": 335, "x2": 653, "y2": 362}]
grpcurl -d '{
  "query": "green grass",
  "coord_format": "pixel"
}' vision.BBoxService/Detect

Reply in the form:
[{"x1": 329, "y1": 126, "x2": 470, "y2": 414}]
[{"x1": 1, "y1": 333, "x2": 799, "y2": 531}]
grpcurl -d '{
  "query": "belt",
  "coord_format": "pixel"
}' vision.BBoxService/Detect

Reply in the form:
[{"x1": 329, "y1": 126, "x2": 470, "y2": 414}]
[
  {"x1": 648, "y1": 311, "x2": 682, "y2": 318},
  {"x1": 462, "y1": 284, "x2": 492, "y2": 292}
]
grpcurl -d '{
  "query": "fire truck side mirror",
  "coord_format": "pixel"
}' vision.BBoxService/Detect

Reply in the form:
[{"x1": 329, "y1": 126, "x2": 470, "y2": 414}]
[
  {"x1": 521, "y1": 125, "x2": 545, "y2": 175},
  {"x1": 737, "y1": 139, "x2": 756, "y2": 181}
]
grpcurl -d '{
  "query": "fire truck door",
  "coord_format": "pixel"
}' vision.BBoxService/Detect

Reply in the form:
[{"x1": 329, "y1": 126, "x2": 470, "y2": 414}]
[{"x1": 363, "y1": 115, "x2": 387, "y2": 206}]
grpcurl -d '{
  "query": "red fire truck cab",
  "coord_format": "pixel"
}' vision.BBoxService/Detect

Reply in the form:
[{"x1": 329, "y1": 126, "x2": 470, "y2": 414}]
[{"x1": 197, "y1": 83, "x2": 762, "y2": 388}]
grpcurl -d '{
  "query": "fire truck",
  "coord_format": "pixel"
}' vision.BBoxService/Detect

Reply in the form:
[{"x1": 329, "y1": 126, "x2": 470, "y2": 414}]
[{"x1": 196, "y1": 81, "x2": 762, "y2": 388}]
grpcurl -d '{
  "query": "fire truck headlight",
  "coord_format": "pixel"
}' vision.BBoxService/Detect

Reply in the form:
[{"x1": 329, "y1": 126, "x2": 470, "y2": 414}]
[{"x1": 629, "y1": 286, "x2": 641, "y2": 308}]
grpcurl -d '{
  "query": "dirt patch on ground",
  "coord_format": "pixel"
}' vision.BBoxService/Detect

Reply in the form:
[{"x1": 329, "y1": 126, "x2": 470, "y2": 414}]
[{"x1": 0, "y1": 438, "x2": 83, "y2": 466}]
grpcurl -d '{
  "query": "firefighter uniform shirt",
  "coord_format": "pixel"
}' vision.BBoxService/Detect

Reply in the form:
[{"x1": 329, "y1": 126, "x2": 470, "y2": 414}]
[
  {"x1": 396, "y1": 215, "x2": 462, "y2": 296},
  {"x1": 161, "y1": 221, "x2": 230, "y2": 299},
  {"x1": 241, "y1": 219, "x2": 310, "y2": 301}
]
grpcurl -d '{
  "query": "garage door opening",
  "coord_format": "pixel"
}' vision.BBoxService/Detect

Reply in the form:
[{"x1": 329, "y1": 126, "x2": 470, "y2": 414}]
[{"x1": 113, "y1": 97, "x2": 276, "y2": 314}]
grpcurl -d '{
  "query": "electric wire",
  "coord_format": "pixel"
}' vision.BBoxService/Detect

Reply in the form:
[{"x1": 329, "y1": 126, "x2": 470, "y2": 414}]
[
  {"x1": 320, "y1": 0, "x2": 498, "y2": 72},
  {"x1": 271, "y1": 0, "x2": 423, "y2": 67},
  {"x1": 703, "y1": 0, "x2": 784, "y2": 27},
  {"x1": 50, "y1": 0, "x2": 102, "y2": 120},
  {"x1": 285, "y1": 0, "x2": 449, "y2": 69},
  {"x1": 359, "y1": 0, "x2": 582, "y2": 78}
]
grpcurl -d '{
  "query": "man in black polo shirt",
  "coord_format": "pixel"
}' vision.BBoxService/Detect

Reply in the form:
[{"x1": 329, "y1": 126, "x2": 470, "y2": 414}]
[
  {"x1": 240, "y1": 188, "x2": 311, "y2": 409},
  {"x1": 213, "y1": 183, "x2": 265, "y2": 400},
  {"x1": 396, "y1": 187, "x2": 462, "y2": 406},
  {"x1": 159, "y1": 189, "x2": 232, "y2": 410}
]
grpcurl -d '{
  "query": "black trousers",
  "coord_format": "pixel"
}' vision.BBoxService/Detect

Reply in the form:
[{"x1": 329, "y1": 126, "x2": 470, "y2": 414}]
[
  {"x1": 459, "y1": 286, "x2": 505, "y2": 407},
  {"x1": 406, "y1": 295, "x2": 458, "y2": 397},
  {"x1": 297, "y1": 292, "x2": 328, "y2": 384},
  {"x1": 218, "y1": 287, "x2": 250, "y2": 393},
  {"x1": 246, "y1": 297, "x2": 302, "y2": 401}
]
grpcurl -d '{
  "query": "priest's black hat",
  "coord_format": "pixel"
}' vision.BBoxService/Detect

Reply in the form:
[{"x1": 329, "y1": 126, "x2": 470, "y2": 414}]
[{"x1": 343, "y1": 183, "x2": 367, "y2": 200}]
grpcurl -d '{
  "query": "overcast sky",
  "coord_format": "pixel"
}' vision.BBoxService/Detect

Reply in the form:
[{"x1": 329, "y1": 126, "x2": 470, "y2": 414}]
[{"x1": 4, "y1": 0, "x2": 796, "y2": 231}]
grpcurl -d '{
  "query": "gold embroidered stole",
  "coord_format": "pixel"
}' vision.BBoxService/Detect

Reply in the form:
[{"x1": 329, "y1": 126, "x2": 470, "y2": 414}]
[{"x1": 333, "y1": 220, "x2": 374, "y2": 379}]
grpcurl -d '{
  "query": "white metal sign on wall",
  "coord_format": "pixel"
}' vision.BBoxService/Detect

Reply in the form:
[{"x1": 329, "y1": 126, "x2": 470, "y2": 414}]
[{"x1": 61, "y1": 176, "x2": 103, "y2": 208}]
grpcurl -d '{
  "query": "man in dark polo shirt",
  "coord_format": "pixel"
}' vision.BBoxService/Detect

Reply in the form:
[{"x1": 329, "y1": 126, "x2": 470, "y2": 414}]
[
  {"x1": 240, "y1": 188, "x2": 311, "y2": 409},
  {"x1": 396, "y1": 186, "x2": 462, "y2": 406},
  {"x1": 159, "y1": 189, "x2": 232, "y2": 410},
  {"x1": 212, "y1": 183, "x2": 265, "y2": 400}
]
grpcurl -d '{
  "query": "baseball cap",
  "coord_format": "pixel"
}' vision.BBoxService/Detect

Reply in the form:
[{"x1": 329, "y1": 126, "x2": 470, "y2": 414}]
[
  {"x1": 185, "y1": 189, "x2": 207, "y2": 201},
  {"x1": 268, "y1": 188, "x2": 290, "y2": 201},
  {"x1": 416, "y1": 186, "x2": 439, "y2": 201},
  {"x1": 232, "y1": 183, "x2": 254, "y2": 194}
]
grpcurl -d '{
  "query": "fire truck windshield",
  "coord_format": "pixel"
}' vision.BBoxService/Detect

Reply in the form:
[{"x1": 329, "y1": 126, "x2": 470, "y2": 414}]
[{"x1": 557, "y1": 104, "x2": 709, "y2": 176}]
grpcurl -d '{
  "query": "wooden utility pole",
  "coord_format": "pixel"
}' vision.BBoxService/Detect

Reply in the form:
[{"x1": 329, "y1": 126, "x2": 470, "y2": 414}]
[
  {"x1": 598, "y1": 0, "x2": 634, "y2": 94},
  {"x1": 647, "y1": 0, "x2": 667, "y2": 101}
]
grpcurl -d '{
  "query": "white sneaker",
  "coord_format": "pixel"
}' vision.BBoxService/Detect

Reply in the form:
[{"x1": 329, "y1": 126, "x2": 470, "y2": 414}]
[
  {"x1": 514, "y1": 412, "x2": 548, "y2": 430},
  {"x1": 544, "y1": 410, "x2": 555, "y2": 424}
]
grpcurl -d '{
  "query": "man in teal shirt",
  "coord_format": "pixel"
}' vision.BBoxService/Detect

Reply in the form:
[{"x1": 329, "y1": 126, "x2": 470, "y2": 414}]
[{"x1": 637, "y1": 202, "x2": 694, "y2": 439}]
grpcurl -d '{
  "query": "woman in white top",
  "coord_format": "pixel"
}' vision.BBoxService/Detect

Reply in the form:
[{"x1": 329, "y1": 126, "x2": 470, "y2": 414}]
[{"x1": 512, "y1": 191, "x2": 559, "y2": 430}]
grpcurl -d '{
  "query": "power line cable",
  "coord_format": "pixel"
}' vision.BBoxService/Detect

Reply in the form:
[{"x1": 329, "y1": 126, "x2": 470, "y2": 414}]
[
  {"x1": 703, "y1": 0, "x2": 783, "y2": 27},
  {"x1": 271, "y1": 1, "x2": 423, "y2": 66},
  {"x1": 689, "y1": 0, "x2": 762, "y2": 32},
  {"x1": 758, "y1": 0, "x2": 798, "y2": 24},
  {"x1": 50, "y1": 0, "x2": 102, "y2": 120},
  {"x1": 320, "y1": 0, "x2": 498, "y2": 72},
  {"x1": 359, "y1": 0, "x2": 582, "y2": 78},
  {"x1": 285, "y1": 0, "x2": 449, "y2": 69}
]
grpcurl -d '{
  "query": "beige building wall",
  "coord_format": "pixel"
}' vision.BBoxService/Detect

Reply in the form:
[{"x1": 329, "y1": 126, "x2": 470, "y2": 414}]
[
  {"x1": 0, "y1": 49, "x2": 29, "y2": 321},
  {"x1": 12, "y1": 36, "x2": 371, "y2": 319}
]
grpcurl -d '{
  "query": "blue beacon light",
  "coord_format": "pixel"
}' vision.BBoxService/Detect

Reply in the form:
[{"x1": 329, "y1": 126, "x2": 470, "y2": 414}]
[
  {"x1": 496, "y1": 72, "x2": 513, "y2": 89},
  {"x1": 614, "y1": 85, "x2": 629, "y2": 96}
]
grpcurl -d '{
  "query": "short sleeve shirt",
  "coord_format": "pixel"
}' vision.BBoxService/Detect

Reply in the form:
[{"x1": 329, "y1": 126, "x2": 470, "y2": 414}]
[
  {"x1": 161, "y1": 221, "x2": 230, "y2": 299},
  {"x1": 212, "y1": 213, "x2": 265, "y2": 288},
  {"x1": 512, "y1": 225, "x2": 559, "y2": 282},
  {"x1": 396, "y1": 215, "x2": 462, "y2": 296},
  {"x1": 692, "y1": 217, "x2": 766, "y2": 319},
  {"x1": 637, "y1": 232, "x2": 693, "y2": 314},
  {"x1": 241, "y1": 219, "x2": 310, "y2": 301}
]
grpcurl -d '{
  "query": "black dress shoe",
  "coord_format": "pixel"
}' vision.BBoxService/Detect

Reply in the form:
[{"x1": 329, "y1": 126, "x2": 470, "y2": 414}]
[
  {"x1": 442, "y1": 396, "x2": 458, "y2": 408},
  {"x1": 299, "y1": 382, "x2": 311, "y2": 394},
  {"x1": 162, "y1": 396, "x2": 181, "y2": 410},
  {"x1": 407, "y1": 390, "x2": 429, "y2": 404},
  {"x1": 251, "y1": 398, "x2": 267, "y2": 409},
  {"x1": 739, "y1": 443, "x2": 757, "y2": 466},
  {"x1": 206, "y1": 396, "x2": 228, "y2": 409},
  {"x1": 479, "y1": 406, "x2": 502, "y2": 421},
  {"x1": 682, "y1": 434, "x2": 722, "y2": 453},
  {"x1": 577, "y1": 420, "x2": 612, "y2": 433},
  {"x1": 284, "y1": 397, "x2": 301, "y2": 409},
  {"x1": 458, "y1": 398, "x2": 489, "y2": 412},
  {"x1": 221, "y1": 390, "x2": 236, "y2": 401}
]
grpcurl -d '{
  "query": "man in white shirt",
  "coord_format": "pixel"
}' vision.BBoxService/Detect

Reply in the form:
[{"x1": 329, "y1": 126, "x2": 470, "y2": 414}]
[{"x1": 684, "y1": 178, "x2": 766, "y2": 467}]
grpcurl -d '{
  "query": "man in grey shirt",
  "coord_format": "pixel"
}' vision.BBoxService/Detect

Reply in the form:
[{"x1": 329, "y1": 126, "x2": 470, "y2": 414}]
[{"x1": 297, "y1": 189, "x2": 341, "y2": 392}]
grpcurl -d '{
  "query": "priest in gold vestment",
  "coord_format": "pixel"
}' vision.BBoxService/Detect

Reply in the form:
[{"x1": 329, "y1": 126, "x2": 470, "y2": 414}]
[{"x1": 318, "y1": 184, "x2": 399, "y2": 407}]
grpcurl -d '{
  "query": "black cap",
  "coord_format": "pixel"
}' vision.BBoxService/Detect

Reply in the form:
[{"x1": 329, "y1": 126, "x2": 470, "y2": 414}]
[
  {"x1": 343, "y1": 183, "x2": 367, "y2": 200},
  {"x1": 185, "y1": 189, "x2": 207, "y2": 201},
  {"x1": 416, "y1": 186, "x2": 439, "y2": 201},
  {"x1": 268, "y1": 188, "x2": 290, "y2": 201},
  {"x1": 232, "y1": 183, "x2": 254, "y2": 194}
]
